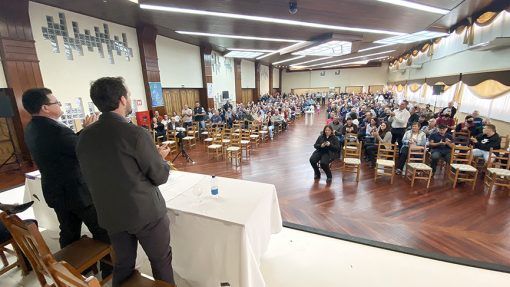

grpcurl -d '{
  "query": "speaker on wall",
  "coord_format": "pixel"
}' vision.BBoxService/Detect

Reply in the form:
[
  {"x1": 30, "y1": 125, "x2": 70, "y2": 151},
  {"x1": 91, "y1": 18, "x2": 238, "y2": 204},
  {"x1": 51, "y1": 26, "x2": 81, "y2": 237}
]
[
  {"x1": 432, "y1": 84, "x2": 445, "y2": 95},
  {"x1": 0, "y1": 89, "x2": 15, "y2": 118},
  {"x1": 222, "y1": 91, "x2": 229, "y2": 99}
]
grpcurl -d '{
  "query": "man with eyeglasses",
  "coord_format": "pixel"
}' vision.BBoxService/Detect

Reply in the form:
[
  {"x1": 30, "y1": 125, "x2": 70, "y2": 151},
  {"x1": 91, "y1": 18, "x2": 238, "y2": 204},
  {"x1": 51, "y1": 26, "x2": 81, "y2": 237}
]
[{"x1": 22, "y1": 88, "x2": 111, "y2": 278}]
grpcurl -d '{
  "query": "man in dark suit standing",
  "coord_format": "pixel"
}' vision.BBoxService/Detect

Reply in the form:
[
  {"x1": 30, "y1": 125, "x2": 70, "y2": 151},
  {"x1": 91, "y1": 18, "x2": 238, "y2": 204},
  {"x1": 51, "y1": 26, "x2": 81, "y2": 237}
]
[
  {"x1": 22, "y1": 88, "x2": 111, "y2": 275},
  {"x1": 76, "y1": 77, "x2": 174, "y2": 287}
]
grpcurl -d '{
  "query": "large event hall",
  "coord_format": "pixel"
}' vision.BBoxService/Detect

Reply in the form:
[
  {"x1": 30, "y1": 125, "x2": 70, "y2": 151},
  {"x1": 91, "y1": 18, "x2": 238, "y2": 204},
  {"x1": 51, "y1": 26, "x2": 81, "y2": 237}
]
[{"x1": 1, "y1": 0, "x2": 510, "y2": 286}]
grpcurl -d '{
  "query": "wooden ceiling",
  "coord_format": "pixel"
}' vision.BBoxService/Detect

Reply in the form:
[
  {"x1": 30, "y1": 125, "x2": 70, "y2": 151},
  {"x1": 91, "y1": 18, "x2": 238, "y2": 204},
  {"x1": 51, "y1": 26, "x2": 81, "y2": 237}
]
[{"x1": 33, "y1": 0, "x2": 500, "y2": 69}]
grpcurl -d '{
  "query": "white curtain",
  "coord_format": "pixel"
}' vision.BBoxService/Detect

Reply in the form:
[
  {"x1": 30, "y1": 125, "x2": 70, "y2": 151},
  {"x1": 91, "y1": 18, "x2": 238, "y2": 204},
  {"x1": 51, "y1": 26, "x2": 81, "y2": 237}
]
[
  {"x1": 473, "y1": 11, "x2": 510, "y2": 45},
  {"x1": 489, "y1": 90, "x2": 510, "y2": 122},
  {"x1": 406, "y1": 85, "x2": 423, "y2": 103},
  {"x1": 459, "y1": 84, "x2": 493, "y2": 118}
]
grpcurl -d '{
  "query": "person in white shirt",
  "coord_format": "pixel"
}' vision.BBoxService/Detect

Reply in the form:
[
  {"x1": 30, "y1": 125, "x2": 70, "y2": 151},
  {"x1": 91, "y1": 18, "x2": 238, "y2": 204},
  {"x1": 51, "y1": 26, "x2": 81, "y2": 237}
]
[
  {"x1": 181, "y1": 105, "x2": 193, "y2": 129},
  {"x1": 389, "y1": 100, "x2": 411, "y2": 147},
  {"x1": 161, "y1": 114, "x2": 169, "y2": 130}
]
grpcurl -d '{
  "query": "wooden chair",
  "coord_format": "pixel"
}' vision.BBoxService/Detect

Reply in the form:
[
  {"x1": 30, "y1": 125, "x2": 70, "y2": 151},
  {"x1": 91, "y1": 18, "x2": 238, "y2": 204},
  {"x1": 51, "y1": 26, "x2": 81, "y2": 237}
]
[
  {"x1": 207, "y1": 137, "x2": 223, "y2": 160},
  {"x1": 258, "y1": 123, "x2": 269, "y2": 143},
  {"x1": 405, "y1": 145, "x2": 432, "y2": 188},
  {"x1": 0, "y1": 213, "x2": 112, "y2": 286},
  {"x1": 375, "y1": 143, "x2": 397, "y2": 184},
  {"x1": 249, "y1": 127, "x2": 260, "y2": 148},
  {"x1": 226, "y1": 134, "x2": 242, "y2": 166},
  {"x1": 151, "y1": 130, "x2": 164, "y2": 145},
  {"x1": 0, "y1": 236, "x2": 28, "y2": 276},
  {"x1": 182, "y1": 126, "x2": 197, "y2": 149},
  {"x1": 484, "y1": 148, "x2": 510, "y2": 193},
  {"x1": 203, "y1": 130, "x2": 216, "y2": 149},
  {"x1": 221, "y1": 129, "x2": 232, "y2": 153},
  {"x1": 240, "y1": 130, "x2": 252, "y2": 159},
  {"x1": 453, "y1": 131, "x2": 470, "y2": 146},
  {"x1": 161, "y1": 132, "x2": 178, "y2": 157},
  {"x1": 46, "y1": 259, "x2": 174, "y2": 287},
  {"x1": 343, "y1": 141, "x2": 362, "y2": 182},
  {"x1": 448, "y1": 145, "x2": 478, "y2": 190}
]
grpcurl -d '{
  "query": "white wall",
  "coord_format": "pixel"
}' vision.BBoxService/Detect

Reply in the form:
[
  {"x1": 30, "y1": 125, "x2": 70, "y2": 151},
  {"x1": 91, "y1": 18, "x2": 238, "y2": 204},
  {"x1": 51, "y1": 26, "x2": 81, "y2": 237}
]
[
  {"x1": 29, "y1": 2, "x2": 147, "y2": 111},
  {"x1": 0, "y1": 56, "x2": 7, "y2": 88},
  {"x1": 273, "y1": 67, "x2": 280, "y2": 89},
  {"x1": 241, "y1": 60, "x2": 255, "y2": 88},
  {"x1": 211, "y1": 51, "x2": 235, "y2": 102},
  {"x1": 388, "y1": 47, "x2": 510, "y2": 82},
  {"x1": 156, "y1": 36, "x2": 203, "y2": 88},
  {"x1": 282, "y1": 64, "x2": 389, "y2": 93},
  {"x1": 260, "y1": 64, "x2": 269, "y2": 95}
]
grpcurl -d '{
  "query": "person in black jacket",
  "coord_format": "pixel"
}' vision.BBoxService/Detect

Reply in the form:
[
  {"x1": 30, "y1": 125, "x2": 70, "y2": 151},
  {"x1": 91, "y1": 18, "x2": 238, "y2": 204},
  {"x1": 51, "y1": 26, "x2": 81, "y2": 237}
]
[
  {"x1": 310, "y1": 125, "x2": 340, "y2": 183},
  {"x1": 22, "y1": 88, "x2": 111, "y2": 276},
  {"x1": 471, "y1": 124, "x2": 501, "y2": 162},
  {"x1": 76, "y1": 77, "x2": 174, "y2": 286}
]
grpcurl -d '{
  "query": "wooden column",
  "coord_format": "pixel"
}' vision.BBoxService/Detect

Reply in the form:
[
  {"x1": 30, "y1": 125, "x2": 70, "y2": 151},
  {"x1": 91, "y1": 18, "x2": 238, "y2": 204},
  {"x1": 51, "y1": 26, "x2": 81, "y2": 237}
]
[
  {"x1": 199, "y1": 46, "x2": 213, "y2": 109},
  {"x1": 278, "y1": 68, "x2": 283, "y2": 94},
  {"x1": 0, "y1": 0, "x2": 44, "y2": 162},
  {"x1": 269, "y1": 65, "x2": 273, "y2": 95},
  {"x1": 136, "y1": 24, "x2": 165, "y2": 116},
  {"x1": 254, "y1": 61, "x2": 260, "y2": 102},
  {"x1": 234, "y1": 59, "x2": 242, "y2": 104}
]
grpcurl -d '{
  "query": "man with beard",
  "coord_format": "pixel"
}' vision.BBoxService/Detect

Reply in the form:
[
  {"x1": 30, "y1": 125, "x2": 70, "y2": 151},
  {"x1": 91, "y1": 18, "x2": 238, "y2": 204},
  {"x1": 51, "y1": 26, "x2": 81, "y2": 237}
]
[{"x1": 76, "y1": 77, "x2": 175, "y2": 286}]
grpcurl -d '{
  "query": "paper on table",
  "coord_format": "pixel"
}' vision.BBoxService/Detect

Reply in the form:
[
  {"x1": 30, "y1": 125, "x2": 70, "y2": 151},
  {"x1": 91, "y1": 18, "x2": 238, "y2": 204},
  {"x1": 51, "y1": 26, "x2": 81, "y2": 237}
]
[
  {"x1": 159, "y1": 171, "x2": 207, "y2": 202},
  {"x1": 25, "y1": 170, "x2": 41, "y2": 179}
]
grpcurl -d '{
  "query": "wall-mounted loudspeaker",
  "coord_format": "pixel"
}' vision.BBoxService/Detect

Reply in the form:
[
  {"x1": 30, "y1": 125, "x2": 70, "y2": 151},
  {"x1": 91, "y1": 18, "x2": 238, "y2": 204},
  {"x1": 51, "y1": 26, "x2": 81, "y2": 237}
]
[{"x1": 432, "y1": 84, "x2": 445, "y2": 95}]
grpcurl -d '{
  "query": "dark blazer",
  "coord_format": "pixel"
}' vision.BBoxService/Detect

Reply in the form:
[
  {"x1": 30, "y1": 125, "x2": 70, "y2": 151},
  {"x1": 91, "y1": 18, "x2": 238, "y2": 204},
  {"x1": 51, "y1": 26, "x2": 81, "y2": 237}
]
[
  {"x1": 76, "y1": 112, "x2": 169, "y2": 234},
  {"x1": 24, "y1": 116, "x2": 93, "y2": 210},
  {"x1": 313, "y1": 134, "x2": 340, "y2": 162}
]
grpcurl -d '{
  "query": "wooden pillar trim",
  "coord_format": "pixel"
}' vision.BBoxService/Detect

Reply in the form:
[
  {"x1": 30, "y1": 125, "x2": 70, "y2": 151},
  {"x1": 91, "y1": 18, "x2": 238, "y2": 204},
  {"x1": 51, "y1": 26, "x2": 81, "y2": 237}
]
[
  {"x1": 234, "y1": 59, "x2": 242, "y2": 104},
  {"x1": 0, "y1": 0, "x2": 43, "y2": 162},
  {"x1": 279, "y1": 68, "x2": 283, "y2": 93},
  {"x1": 269, "y1": 64, "x2": 273, "y2": 95},
  {"x1": 199, "y1": 45, "x2": 212, "y2": 109},
  {"x1": 136, "y1": 24, "x2": 165, "y2": 116},
  {"x1": 254, "y1": 61, "x2": 260, "y2": 102}
]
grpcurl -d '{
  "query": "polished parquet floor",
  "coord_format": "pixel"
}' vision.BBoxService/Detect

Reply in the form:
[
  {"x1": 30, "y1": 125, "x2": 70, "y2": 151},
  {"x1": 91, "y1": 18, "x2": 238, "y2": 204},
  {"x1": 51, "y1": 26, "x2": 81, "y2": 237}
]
[
  {"x1": 1, "y1": 112, "x2": 510, "y2": 270},
  {"x1": 174, "y1": 112, "x2": 510, "y2": 270}
]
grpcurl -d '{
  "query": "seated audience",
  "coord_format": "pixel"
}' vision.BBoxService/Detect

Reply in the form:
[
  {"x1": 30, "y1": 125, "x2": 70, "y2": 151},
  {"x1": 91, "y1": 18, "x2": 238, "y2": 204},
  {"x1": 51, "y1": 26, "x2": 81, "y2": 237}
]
[
  {"x1": 310, "y1": 125, "x2": 340, "y2": 183},
  {"x1": 436, "y1": 112, "x2": 455, "y2": 130},
  {"x1": 365, "y1": 121, "x2": 392, "y2": 167},
  {"x1": 422, "y1": 118, "x2": 438, "y2": 137},
  {"x1": 396, "y1": 122, "x2": 427, "y2": 174},
  {"x1": 152, "y1": 117, "x2": 166, "y2": 141},
  {"x1": 471, "y1": 124, "x2": 501, "y2": 162},
  {"x1": 440, "y1": 101, "x2": 457, "y2": 117},
  {"x1": 429, "y1": 124, "x2": 454, "y2": 174}
]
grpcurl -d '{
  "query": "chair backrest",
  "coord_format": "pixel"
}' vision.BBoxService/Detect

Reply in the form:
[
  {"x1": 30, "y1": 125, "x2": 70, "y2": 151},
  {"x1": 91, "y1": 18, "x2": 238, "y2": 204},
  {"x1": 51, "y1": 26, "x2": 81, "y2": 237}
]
[
  {"x1": 223, "y1": 128, "x2": 232, "y2": 138},
  {"x1": 47, "y1": 260, "x2": 101, "y2": 287},
  {"x1": 230, "y1": 134, "x2": 241, "y2": 147},
  {"x1": 453, "y1": 131, "x2": 470, "y2": 145},
  {"x1": 500, "y1": 135, "x2": 509, "y2": 150},
  {"x1": 407, "y1": 145, "x2": 426, "y2": 164},
  {"x1": 487, "y1": 148, "x2": 510, "y2": 170},
  {"x1": 0, "y1": 213, "x2": 52, "y2": 286},
  {"x1": 377, "y1": 143, "x2": 397, "y2": 160},
  {"x1": 344, "y1": 142, "x2": 362, "y2": 158},
  {"x1": 450, "y1": 145, "x2": 473, "y2": 165},
  {"x1": 345, "y1": 133, "x2": 358, "y2": 143}
]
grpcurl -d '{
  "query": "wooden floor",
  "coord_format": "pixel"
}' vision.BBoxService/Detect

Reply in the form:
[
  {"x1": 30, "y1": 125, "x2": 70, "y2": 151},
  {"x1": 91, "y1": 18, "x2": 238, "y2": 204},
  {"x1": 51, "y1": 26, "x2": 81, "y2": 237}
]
[{"x1": 2, "y1": 112, "x2": 510, "y2": 269}]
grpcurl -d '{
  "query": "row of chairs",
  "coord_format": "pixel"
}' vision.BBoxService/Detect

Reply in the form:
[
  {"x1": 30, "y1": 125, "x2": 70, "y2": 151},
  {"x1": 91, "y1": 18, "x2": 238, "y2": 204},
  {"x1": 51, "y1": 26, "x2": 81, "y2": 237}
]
[
  {"x1": 0, "y1": 213, "x2": 173, "y2": 286},
  {"x1": 341, "y1": 142, "x2": 510, "y2": 192}
]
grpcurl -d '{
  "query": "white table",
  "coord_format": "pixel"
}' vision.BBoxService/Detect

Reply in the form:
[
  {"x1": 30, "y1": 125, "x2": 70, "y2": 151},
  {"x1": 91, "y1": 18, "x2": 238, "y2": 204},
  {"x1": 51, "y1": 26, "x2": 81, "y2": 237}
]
[{"x1": 24, "y1": 171, "x2": 283, "y2": 287}]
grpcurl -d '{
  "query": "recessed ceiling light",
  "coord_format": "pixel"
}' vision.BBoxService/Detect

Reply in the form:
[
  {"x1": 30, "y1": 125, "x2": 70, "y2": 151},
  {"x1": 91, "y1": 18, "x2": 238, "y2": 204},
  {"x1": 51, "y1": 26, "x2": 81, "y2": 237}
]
[
  {"x1": 256, "y1": 42, "x2": 307, "y2": 60},
  {"x1": 228, "y1": 48, "x2": 277, "y2": 53},
  {"x1": 290, "y1": 57, "x2": 333, "y2": 67},
  {"x1": 320, "y1": 56, "x2": 389, "y2": 68},
  {"x1": 272, "y1": 55, "x2": 306, "y2": 65},
  {"x1": 127, "y1": 0, "x2": 138, "y2": 3},
  {"x1": 374, "y1": 31, "x2": 448, "y2": 45},
  {"x1": 292, "y1": 41, "x2": 352, "y2": 57},
  {"x1": 358, "y1": 43, "x2": 396, "y2": 52},
  {"x1": 225, "y1": 51, "x2": 264, "y2": 58},
  {"x1": 303, "y1": 50, "x2": 395, "y2": 68},
  {"x1": 377, "y1": 0, "x2": 449, "y2": 15},
  {"x1": 175, "y1": 31, "x2": 302, "y2": 43},
  {"x1": 142, "y1": 4, "x2": 405, "y2": 35}
]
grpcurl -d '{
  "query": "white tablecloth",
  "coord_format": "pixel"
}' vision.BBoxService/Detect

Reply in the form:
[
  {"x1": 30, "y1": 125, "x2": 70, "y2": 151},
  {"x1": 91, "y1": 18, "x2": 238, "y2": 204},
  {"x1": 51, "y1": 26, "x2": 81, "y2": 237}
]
[{"x1": 23, "y1": 171, "x2": 283, "y2": 287}]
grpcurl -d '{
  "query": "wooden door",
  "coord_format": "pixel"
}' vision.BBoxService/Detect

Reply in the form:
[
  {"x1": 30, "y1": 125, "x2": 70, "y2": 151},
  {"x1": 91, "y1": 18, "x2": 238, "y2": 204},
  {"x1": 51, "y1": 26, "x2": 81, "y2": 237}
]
[{"x1": 345, "y1": 86, "x2": 363, "y2": 94}]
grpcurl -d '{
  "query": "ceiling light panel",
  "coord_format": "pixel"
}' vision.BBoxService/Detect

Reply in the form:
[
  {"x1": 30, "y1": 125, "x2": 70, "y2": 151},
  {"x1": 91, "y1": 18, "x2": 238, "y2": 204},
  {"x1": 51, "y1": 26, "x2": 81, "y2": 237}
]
[
  {"x1": 175, "y1": 31, "x2": 302, "y2": 42},
  {"x1": 272, "y1": 55, "x2": 306, "y2": 65},
  {"x1": 142, "y1": 5, "x2": 405, "y2": 35},
  {"x1": 374, "y1": 31, "x2": 448, "y2": 45},
  {"x1": 320, "y1": 56, "x2": 389, "y2": 68},
  {"x1": 228, "y1": 48, "x2": 276, "y2": 52},
  {"x1": 377, "y1": 0, "x2": 449, "y2": 15},
  {"x1": 290, "y1": 57, "x2": 333, "y2": 67},
  {"x1": 303, "y1": 50, "x2": 395, "y2": 68},
  {"x1": 292, "y1": 41, "x2": 352, "y2": 57},
  {"x1": 225, "y1": 51, "x2": 264, "y2": 58}
]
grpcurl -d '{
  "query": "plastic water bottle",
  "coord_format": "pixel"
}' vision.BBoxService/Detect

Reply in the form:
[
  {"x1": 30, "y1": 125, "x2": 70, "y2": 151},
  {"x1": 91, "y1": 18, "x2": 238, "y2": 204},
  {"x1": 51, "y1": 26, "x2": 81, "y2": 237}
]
[{"x1": 211, "y1": 175, "x2": 219, "y2": 198}]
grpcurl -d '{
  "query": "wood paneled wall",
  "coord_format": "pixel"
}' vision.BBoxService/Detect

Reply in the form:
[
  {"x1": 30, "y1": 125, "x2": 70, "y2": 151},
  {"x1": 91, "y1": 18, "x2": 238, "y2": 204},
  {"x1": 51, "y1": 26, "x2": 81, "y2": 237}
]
[
  {"x1": 137, "y1": 24, "x2": 165, "y2": 116},
  {"x1": 163, "y1": 88, "x2": 200, "y2": 117},
  {"x1": 292, "y1": 87, "x2": 329, "y2": 95},
  {"x1": 269, "y1": 65, "x2": 273, "y2": 94},
  {"x1": 254, "y1": 62, "x2": 260, "y2": 102},
  {"x1": 0, "y1": 0, "x2": 43, "y2": 161},
  {"x1": 345, "y1": 86, "x2": 364, "y2": 94},
  {"x1": 369, "y1": 85, "x2": 385, "y2": 93},
  {"x1": 241, "y1": 89, "x2": 254, "y2": 105}
]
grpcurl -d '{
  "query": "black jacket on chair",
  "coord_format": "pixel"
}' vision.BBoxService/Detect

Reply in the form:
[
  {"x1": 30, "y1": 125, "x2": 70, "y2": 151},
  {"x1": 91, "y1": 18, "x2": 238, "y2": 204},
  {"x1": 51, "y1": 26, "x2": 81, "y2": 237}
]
[
  {"x1": 313, "y1": 134, "x2": 340, "y2": 162},
  {"x1": 24, "y1": 116, "x2": 93, "y2": 210},
  {"x1": 76, "y1": 112, "x2": 169, "y2": 234}
]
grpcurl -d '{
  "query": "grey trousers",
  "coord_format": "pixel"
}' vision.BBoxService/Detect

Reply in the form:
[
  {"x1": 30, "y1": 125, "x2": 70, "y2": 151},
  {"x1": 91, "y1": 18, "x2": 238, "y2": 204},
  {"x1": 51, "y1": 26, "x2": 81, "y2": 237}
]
[{"x1": 109, "y1": 215, "x2": 175, "y2": 286}]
